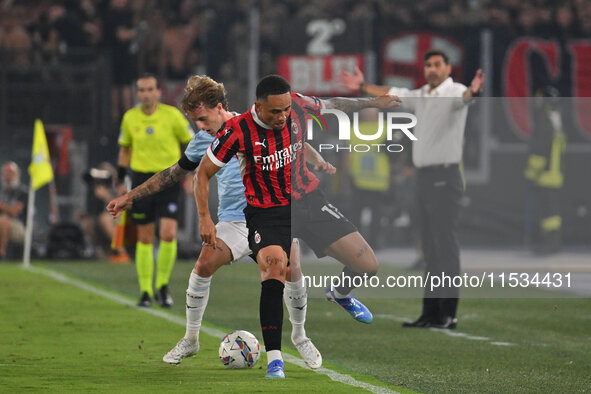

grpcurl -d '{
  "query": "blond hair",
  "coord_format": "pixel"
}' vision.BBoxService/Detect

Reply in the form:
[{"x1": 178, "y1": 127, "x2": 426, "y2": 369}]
[{"x1": 180, "y1": 75, "x2": 229, "y2": 113}]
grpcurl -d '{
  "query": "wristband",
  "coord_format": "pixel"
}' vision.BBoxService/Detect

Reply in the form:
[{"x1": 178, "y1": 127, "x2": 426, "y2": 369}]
[
  {"x1": 117, "y1": 166, "x2": 127, "y2": 182},
  {"x1": 359, "y1": 83, "x2": 366, "y2": 95}
]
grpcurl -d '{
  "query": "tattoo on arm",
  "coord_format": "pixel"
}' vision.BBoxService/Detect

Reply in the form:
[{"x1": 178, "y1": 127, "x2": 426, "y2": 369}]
[
  {"x1": 355, "y1": 244, "x2": 369, "y2": 258},
  {"x1": 130, "y1": 164, "x2": 189, "y2": 203},
  {"x1": 323, "y1": 97, "x2": 374, "y2": 113}
]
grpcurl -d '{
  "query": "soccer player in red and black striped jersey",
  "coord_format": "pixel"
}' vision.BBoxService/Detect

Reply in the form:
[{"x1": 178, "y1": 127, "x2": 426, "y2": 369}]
[{"x1": 196, "y1": 75, "x2": 401, "y2": 378}]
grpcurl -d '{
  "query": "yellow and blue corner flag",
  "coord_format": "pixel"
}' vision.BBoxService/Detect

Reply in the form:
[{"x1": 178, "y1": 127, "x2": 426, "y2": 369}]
[{"x1": 29, "y1": 119, "x2": 54, "y2": 190}]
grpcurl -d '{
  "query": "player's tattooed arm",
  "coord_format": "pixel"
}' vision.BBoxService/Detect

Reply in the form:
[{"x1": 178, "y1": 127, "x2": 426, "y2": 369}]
[
  {"x1": 107, "y1": 163, "x2": 190, "y2": 218},
  {"x1": 322, "y1": 96, "x2": 402, "y2": 113},
  {"x1": 129, "y1": 163, "x2": 189, "y2": 203}
]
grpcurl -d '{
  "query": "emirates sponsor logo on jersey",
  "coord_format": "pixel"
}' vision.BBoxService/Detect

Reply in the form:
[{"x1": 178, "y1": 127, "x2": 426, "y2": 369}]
[{"x1": 253, "y1": 141, "x2": 303, "y2": 171}]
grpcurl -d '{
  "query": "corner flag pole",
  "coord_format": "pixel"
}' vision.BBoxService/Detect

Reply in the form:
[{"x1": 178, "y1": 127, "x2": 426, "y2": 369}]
[
  {"x1": 22, "y1": 181, "x2": 36, "y2": 268},
  {"x1": 23, "y1": 119, "x2": 54, "y2": 268}
]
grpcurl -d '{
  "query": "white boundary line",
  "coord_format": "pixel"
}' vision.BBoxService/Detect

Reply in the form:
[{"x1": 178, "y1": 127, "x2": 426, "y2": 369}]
[
  {"x1": 375, "y1": 314, "x2": 515, "y2": 346},
  {"x1": 27, "y1": 266, "x2": 399, "y2": 394}
]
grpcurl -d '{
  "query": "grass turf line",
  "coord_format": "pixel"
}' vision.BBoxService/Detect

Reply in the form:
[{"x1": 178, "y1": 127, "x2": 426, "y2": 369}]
[
  {"x1": 19, "y1": 259, "x2": 591, "y2": 393},
  {"x1": 0, "y1": 264, "x2": 408, "y2": 393}
]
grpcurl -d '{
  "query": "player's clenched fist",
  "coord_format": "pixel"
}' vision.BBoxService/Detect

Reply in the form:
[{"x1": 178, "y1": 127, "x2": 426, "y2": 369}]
[{"x1": 107, "y1": 194, "x2": 132, "y2": 218}]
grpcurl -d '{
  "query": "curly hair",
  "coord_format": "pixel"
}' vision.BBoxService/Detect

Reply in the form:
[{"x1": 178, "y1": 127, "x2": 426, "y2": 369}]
[{"x1": 180, "y1": 75, "x2": 229, "y2": 113}]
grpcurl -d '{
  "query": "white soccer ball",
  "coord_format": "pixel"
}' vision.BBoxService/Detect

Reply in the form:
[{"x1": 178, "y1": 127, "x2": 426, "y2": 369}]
[{"x1": 219, "y1": 330, "x2": 261, "y2": 369}]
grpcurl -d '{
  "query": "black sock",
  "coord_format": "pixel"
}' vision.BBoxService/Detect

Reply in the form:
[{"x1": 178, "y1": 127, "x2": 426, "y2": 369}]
[
  {"x1": 260, "y1": 279, "x2": 284, "y2": 352},
  {"x1": 334, "y1": 266, "x2": 376, "y2": 295}
]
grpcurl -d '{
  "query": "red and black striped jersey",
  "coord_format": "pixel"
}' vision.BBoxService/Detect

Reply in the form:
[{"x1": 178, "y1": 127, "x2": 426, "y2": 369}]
[{"x1": 206, "y1": 93, "x2": 323, "y2": 208}]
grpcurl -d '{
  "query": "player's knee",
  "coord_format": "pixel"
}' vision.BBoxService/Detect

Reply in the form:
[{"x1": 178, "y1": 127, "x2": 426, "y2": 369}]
[
  {"x1": 366, "y1": 267, "x2": 378, "y2": 277},
  {"x1": 261, "y1": 262, "x2": 286, "y2": 281},
  {"x1": 159, "y1": 232, "x2": 176, "y2": 243},
  {"x1": 367, "y1": 258, "x2": 378, "y2": 275},
  {"x1": 195, "y1": 258, "x2": 215, "y2": 277},
  {"x1": 260, "y1": 268, "x2": 285, "y2": 282},
  {"x1": 258, "y1": 249, "x2": 287, "y2": 282},
  {"x1": 359, "y1": 247, "x2": 379, "y2": 274},
  {"x1": 137, "y1": 234, "x2": 154, "y2": 244}
]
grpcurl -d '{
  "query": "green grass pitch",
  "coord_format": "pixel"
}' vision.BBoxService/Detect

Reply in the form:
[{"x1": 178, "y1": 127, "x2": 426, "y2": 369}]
[{"x1": 1, "y1": 259, "x2": 590, "y2": 393}]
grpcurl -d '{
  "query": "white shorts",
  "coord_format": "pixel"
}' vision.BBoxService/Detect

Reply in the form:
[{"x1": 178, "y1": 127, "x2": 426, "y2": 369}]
[{"x1": 215, "y1": 221, "x2": 252, "y2": 262}]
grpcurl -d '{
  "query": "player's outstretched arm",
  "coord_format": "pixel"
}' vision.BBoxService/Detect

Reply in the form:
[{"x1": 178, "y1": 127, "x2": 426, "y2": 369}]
[
  {"x1": 322, "y1": 95, "x2": 401, "y2": 114},
  {"x1": 338, "y1": 66, "x2": 392, "y2": 97},
  {"x1": 195, "y1": 155, "x2": 222, "y2": 248},
  {"x1": 304, "y1": 143, "x2": 336, "y2": 175},
  {"x1": 106, "y1": 163, "x2": 190, "y2": 218}
]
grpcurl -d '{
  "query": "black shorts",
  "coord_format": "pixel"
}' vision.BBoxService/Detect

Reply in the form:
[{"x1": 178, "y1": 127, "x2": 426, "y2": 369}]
[
  {"x1": 129, "y1": 171, "x2": 181, "y2": 225},
  {"x1": 293, "y1": 189, "x2": 357, "y2": 258},
  {"x1": 244, "y1": 204, "x2": 292, "y2": 260}
]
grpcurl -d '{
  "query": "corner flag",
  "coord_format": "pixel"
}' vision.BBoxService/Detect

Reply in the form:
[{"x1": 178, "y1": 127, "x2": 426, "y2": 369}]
[{"x1": 29, "y1": 119, "x2": 54, "y2": 190}]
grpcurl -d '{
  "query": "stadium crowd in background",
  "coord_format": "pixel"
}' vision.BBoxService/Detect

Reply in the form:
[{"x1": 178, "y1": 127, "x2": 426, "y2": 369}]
[
  {"x1": 1, "y1": 0, "x2": 588, "y2": 87},
  {"x1": 1, "y1": 0, "x2": 587, "y2": 254}
]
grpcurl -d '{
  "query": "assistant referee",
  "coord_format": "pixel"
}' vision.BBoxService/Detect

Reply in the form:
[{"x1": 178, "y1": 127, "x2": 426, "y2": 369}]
[{"x1": 117, "y1": 74, "x2": 194, "y2": 307}]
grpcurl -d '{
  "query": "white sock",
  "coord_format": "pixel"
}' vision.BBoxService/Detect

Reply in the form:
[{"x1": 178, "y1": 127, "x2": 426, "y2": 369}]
[
  {"x1": 184, "y1": 271, "x2": 211, "y2": 344},
  {"x1": 267, "y1": 350, "x2": 283, "y2": 364},
  {"x1": 284, "y1": 277, "x2": 307, "y2": 343}
]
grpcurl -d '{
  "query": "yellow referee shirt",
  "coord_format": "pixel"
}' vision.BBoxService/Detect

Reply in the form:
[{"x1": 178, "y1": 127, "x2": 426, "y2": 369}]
[{"x1": 118, "y1": 103, "x2": 194, "y2": 173}]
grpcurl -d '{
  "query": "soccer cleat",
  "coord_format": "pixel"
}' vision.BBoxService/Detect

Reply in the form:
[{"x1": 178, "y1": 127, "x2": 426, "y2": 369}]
[
  {"x1": 163, "y1": 338, "x2": 199, "y2": 364},
  {"x1": 402, "y1": 316, "x2": 457, "y2": 329},
  {"x1": 108, "y1": 251, "x2": 131, "y2": 264},
  {"x1": 265, "y1": 359, "x2": 285, "y2": 378},
  {"x1": 155, "y1": 285, "x2": 173, "y2": 308},
  {"x1": 293, "y1": 338, "x2": 322, "y2": 369},
  {"x1": 325, "y1": 287, "x2": 373, "y2": 324},
  {"x1": 137, "y1": 292, "x2": 152, "y2": 307}
]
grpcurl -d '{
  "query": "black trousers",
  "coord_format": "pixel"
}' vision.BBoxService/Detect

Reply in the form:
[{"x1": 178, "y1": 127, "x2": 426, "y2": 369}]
[{"x1": 416, "y1": 164, "x2": 463, "y2": 322}]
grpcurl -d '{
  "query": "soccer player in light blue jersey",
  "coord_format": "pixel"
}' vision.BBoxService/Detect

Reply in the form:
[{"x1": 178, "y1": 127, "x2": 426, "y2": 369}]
[{"x1": 108, "y1": 75, "x2": 334, "y2": 369}]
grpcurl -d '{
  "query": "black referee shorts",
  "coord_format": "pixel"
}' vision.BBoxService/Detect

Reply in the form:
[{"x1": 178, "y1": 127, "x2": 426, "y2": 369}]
[
  {"x1": 129, "y1": 171, "x2": 181, "y2": 225},
  {"x1": 293, "y1": 189, "x2": 357, "y2": 258}
]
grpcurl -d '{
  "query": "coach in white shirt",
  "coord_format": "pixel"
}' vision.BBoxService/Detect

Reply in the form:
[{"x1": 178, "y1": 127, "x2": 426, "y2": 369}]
[{"x1": 340, "y1": 49, "x2": 484, "y2": 329}]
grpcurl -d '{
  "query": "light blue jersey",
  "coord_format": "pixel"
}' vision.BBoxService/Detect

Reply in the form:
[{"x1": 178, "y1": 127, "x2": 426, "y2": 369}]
[{"x1": 184, "y1": 130, "x2": 246, "y2": 222}]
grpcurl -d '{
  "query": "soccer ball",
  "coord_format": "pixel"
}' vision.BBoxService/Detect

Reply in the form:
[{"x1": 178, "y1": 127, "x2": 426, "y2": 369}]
[{"x1": 219, "y1": 330, "x2": 261, "y2": 369}]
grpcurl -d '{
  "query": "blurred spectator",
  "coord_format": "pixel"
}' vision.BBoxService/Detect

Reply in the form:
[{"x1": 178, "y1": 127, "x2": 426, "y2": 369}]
[
  {"x1": 554, "y1": 3, "x2": 579, "y2": 38},
  {"x1": 0, "y1": 9, "x2": 32, "y2": 67},
  {"x1": 137, "y1": 8, "x2": 165, "y2": 75},
  {"x1": 0, "y1": 162, "x2": 27, "y2": 259},
  {"x1": 80, "y1": 162, "x2": 130, "y2": 262},
  {"x1": 523, "y1": 86, "x2": 566, "y2": 255},
  {"x1": 517, "y1": 5, "x2": 539, "y2": 35},
  {"x1": 101, "y1": 0, "x2": 137, "y2": 122},
  {"x1": 160, "y1": 15, "x2": 201, "y2": 80},
  {"x1": 47, "y1": 3, "x2": 91, "y2": 52}
]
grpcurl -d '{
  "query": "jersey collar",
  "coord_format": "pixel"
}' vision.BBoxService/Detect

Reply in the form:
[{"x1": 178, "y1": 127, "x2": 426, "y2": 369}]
[
  {"x1": 251, "y1": 105, "x2": 272, "y2": 129},
  {"x1": 424, "y1": 77, "x2": 453, "y2": 96}
]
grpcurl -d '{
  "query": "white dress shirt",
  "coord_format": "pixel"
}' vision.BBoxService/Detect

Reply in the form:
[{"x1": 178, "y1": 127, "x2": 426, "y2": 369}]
[{"x1": 387, "y1": 77, "x2": 469, "y2": 168}]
